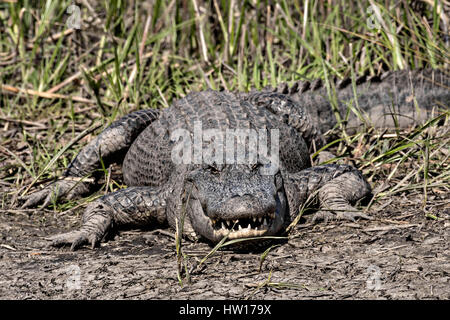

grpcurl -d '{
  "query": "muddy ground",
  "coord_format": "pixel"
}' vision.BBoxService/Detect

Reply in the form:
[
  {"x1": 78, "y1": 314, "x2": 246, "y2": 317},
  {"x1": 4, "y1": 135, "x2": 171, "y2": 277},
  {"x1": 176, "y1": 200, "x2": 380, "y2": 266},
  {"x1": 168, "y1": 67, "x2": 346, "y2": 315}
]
[{"x1": 0, "y1": 193, "x2": 448, "y2": 300}]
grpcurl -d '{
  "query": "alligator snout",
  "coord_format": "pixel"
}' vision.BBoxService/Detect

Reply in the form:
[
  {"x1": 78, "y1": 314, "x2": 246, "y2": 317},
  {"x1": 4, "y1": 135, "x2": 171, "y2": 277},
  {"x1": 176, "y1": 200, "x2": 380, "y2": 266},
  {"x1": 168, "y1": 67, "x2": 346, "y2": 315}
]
[
  {"x1": 206, "y1": 194, "x2": 277, "y2": 220},
  {"x1": 185, "y1": 165, "x2": 286, "y2": 241}
]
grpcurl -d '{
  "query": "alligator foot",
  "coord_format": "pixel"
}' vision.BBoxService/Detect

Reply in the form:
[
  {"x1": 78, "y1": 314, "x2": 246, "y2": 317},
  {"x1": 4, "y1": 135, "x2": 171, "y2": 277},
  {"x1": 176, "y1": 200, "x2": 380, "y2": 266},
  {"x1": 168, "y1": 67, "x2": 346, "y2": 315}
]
[
  {"x1": 21, "y1": 178, "x2": 92, "y2": 209},
  {"x1": 49, "y1": 230, "x2": 100, "y2": 250},
  {"x1": 47, "y1": 186, "x2": 167, "y2": 250},
  {"x1": 47, "y1": 201, "x2": 112, "y2": 250},
  {"x1": 312, "y1": 168, "x2": 372, "y2": 223},
  {"x1": 284, "y1": 164, "x2": 372, "y2": 225}
]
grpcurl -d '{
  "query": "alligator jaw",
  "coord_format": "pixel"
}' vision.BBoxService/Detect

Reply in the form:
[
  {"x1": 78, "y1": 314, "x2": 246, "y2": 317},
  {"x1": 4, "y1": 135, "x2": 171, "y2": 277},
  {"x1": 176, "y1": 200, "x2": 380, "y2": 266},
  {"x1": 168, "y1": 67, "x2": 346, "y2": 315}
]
[
  {"x1": 185, "y1": 167, "x2": 288, "y2": 243},
  {"x1": 206, "y1": 190, "x2": 286, "y2": 240},
  {"x1": 210, "y1": 211, "x2": 280, "y2": 239}
]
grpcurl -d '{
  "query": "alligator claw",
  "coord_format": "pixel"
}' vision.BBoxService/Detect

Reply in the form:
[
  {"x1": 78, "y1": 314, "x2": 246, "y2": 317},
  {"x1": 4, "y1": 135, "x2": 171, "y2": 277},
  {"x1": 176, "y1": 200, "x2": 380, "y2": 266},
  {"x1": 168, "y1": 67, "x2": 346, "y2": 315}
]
[
  {"x1": 21, "y1": 187, "x2": 58, "y2": 209},
  {"x1": 21, "y1": 181, "x2": 70, "y2": 209},
  {"x1": 21, "y1": 179, "x2": 91, "y2": 209},
  {"x1": 47, "y1": 230, "x2": 101, "y2": 251},
  {"x1": 47, "y1": 201, "x2": 113, "y2": 250}
]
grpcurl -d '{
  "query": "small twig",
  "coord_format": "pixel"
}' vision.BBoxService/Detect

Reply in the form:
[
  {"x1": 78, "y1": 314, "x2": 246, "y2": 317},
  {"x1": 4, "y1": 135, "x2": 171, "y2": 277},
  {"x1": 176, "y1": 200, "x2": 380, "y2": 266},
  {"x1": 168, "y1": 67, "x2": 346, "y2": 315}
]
[
  {"x1": 0, "y1": 117, "x2": 47, "y2": 129},
  {"x1": 46, "y1": 71, "x2": 82, "y2": 94},
  {"x1": 1, "y1": 84, "x2": 96, "y2": 104},
  {"x1": 363, "y1": 223, "x2": 418, "y2": 232},
  {"x1": 0, "y1": 244, "x2": 16, "y2": 251},
  {"x1": 104, "y1": 165, "x2": 112, "y2": 195},
  {"x1": 156, "y1": 86, "x2": 169, "y2": 108}
]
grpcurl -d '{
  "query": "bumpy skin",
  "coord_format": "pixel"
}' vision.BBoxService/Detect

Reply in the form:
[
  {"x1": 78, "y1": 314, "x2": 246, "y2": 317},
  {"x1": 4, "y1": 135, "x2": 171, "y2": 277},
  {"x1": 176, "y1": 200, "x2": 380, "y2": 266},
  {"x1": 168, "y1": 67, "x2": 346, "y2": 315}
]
[
  {"x1": 22, "y1": 69, "x2": 449, "y2": 250},
  {"x1": 268, "y1": 68, "x2": 450, "y2": 134}
]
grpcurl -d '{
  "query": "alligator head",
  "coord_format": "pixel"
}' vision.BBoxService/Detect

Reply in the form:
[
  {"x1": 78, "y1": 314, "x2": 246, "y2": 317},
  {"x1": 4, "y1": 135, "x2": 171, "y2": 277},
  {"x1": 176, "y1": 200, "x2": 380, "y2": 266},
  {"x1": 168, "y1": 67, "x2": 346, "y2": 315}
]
[{"x1": 185, "y1": 163, "x2": 288, "y2": 243}]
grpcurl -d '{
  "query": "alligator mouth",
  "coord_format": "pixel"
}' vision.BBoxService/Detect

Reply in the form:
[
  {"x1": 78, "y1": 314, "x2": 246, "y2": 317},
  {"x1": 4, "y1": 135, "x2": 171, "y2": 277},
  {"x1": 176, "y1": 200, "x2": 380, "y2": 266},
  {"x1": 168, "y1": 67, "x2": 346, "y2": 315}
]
[
  {"x1": 210, "y1": 212, "x2": 278, "y2": 239},
  {"x1": 187, "y1": 183, "x2": 287, "y2": 243}
]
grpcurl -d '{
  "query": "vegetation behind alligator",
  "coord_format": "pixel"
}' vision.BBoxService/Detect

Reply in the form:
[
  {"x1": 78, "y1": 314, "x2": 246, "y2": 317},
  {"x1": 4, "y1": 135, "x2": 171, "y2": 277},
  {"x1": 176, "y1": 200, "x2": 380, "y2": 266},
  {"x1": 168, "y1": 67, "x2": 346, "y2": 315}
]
[{"x1": 21, "y1": 69, "x2": 450, "y2": 250}]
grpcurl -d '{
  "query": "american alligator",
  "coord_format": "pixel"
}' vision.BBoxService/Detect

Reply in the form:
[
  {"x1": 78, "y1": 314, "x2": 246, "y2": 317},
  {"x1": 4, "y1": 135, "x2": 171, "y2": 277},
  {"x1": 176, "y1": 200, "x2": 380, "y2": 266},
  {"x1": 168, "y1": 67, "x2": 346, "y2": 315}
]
[{"x1": 21, "y1": 69, "x2": 449, "y2": 250}]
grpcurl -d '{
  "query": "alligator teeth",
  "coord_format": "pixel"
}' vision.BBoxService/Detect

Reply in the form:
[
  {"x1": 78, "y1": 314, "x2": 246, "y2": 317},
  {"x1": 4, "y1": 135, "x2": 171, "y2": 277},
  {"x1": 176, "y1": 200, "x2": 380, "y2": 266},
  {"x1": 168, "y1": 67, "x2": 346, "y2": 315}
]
[
  {"x1": 238, "y1": 224, "x2": 242, "y2": 230},
  {"x1": 221, "y1": 222, "x2": 227, "y2": 229},
  {"x1": 247, "y1": 223, "x2": 251, "y2": 229},
  {"x1": 234, "y1": 219, "x2": 239, "y2": 224},
  {"x1": 252, "y1": 217, "x2": 257, "y2": 223},
  {"x1": 263, "y1": 218, "x2": 268, "y2": 226},
  {"x1": 258, "y1": 217, "x2": 262, "y2": 223}
]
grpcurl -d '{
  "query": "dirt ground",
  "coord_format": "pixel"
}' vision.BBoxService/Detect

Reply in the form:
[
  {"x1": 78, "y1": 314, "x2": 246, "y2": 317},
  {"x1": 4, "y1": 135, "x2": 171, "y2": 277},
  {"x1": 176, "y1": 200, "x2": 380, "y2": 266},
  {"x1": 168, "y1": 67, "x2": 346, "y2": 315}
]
[{"x1": 0, "y1": 193, "x2": 448, "y2": 300}]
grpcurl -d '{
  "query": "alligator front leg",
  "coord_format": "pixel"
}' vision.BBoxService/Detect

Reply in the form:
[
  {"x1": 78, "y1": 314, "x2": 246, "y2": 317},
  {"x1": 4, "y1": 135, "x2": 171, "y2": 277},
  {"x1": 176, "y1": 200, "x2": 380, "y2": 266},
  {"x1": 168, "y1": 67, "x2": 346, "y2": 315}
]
[
  {"x1": 21, "y1": 109, "x2": 159, "y2": 208},
  {"x1": 283, "y1": 164, "x2": 372, "y2": 223},
  {"x1": 49, "y1": 186, "x2": 167, "y2": 250}
]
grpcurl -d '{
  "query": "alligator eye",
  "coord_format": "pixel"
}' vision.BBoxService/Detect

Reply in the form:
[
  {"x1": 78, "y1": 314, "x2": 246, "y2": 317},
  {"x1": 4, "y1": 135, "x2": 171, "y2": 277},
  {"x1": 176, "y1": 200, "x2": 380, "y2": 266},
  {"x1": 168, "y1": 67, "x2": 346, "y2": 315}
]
[
  {"x1": 208, "y1": 165, "x2": 220, "y2": 174},
  {"x1": 251, "y1": 163, "x2": 261, "y2": 171}
]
